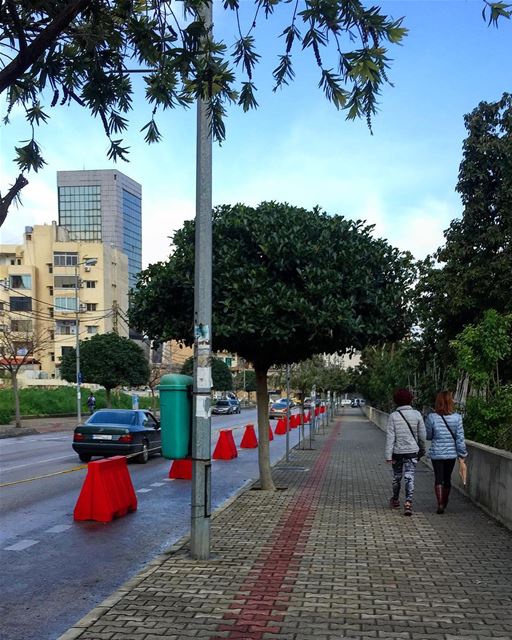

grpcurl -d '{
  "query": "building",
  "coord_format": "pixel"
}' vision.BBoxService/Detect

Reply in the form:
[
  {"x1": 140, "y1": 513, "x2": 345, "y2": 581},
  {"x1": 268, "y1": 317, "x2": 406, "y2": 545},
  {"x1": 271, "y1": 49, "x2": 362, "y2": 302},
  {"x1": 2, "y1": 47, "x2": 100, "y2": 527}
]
[
  {"x1": 57, "y1": 170, "x2": 142, "y2": 292},
  {"x1": 0, "y1": 223, "x2": 128, "y2": 381}
]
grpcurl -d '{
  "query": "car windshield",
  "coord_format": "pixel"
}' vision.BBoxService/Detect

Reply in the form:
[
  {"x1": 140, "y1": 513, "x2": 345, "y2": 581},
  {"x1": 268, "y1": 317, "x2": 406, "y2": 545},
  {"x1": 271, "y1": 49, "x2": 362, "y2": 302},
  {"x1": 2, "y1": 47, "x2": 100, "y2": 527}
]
[
  {"x1": 87, "y1": 411, "x2": 138, "y2": 425},
  {"x1": 216, "y1": 400, "x2": 230, "y2": 406}
]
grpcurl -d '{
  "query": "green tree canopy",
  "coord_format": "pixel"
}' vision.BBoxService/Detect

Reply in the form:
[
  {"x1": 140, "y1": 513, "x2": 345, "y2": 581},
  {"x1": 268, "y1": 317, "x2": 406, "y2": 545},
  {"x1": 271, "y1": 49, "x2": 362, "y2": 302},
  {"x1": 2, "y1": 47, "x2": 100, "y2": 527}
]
[
  {"x1": 0, "y1": 0, "x2": 410, "y2": 226},
  {"x1": 129, "y1": 201, "x2": 415, "y2": 488},
  {"x1": 60, "y1": 332, "x2": 149, "y2": 405},
  {"x1": 234, "y1": 369, "x2": 256, "y2": 394},
  {"x1": 415, "y1": 93, "x2": 512, "y2": 352},
  {"x1": 180, "y1": 356, "x2": 233, "y2": 391}
]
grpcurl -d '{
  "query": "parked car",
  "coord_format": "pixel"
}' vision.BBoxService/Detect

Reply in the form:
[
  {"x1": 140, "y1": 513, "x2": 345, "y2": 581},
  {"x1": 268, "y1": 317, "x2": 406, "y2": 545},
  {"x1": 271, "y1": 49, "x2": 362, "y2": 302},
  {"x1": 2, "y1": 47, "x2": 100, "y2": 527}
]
[
  {"x1": 340, "y1": 398, "x2": 352, "y2": 406},
  {"x1": 269, "y1": 398, "x2": 295, "y2": 419},
  {"x1": 72, "y1": 409, "x2": 161, "y2": 464},
  {"x1": 351, "y1": 398, "x2": 361, "y2": 408},
  {"x1": 212, "y1": 399, "x2": 237, "y2": 415},
  {"x1": 228, "y1": 397, "x2": 241, "y2": 414}
]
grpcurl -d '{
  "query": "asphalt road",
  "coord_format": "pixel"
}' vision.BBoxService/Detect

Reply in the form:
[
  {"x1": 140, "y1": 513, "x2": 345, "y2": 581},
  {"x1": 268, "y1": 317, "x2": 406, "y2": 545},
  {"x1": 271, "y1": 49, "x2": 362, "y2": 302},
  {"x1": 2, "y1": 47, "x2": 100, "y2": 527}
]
[{"x1": 0, "y1": 409, "x2": 306, "y2": 640}]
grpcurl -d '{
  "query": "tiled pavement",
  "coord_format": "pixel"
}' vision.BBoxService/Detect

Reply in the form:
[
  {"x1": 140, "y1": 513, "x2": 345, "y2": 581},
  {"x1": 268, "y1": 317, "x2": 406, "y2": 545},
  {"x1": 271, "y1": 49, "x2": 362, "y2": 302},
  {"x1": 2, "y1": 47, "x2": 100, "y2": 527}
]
[{"x1": 60, "y1": 411, "x2": 512, "y2": 640}]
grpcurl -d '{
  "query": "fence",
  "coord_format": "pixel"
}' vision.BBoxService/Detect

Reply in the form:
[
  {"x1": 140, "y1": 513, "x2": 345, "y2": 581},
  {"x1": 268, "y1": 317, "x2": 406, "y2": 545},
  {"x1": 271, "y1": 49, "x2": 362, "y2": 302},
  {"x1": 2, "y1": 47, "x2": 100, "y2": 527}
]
[{"x1": 363, "y1": 405, "x2": 512, "y2": 531}]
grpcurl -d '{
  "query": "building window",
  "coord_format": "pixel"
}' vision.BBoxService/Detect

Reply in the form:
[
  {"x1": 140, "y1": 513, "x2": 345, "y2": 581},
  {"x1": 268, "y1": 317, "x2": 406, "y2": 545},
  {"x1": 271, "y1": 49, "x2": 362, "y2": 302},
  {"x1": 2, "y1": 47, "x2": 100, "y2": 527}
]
[
  {"x1": 85, "y1": 303, "x2": 97, "y2": 312},
  {"x1": 56, "y1": 320, "x2": 77, "y2": 335},
  {"x1": 53, "y1": 252, "x2": 78, "y2": 267},
  {"x1": 54, "y1": 275, "x2": 77, "y2": 289},
  {"x1": 48, "y1": 263, "x2": 53, "y2": 274},
  {"x1": 10, "y1": 275, "x2": 32, "y2": 289},
  {"x1": 61, "y1": 346, "x2": 74, "y2": 358},
  {"x1": 86, "y1": 326, "x2": 98, "y2": 334},
  {"x1": 49, "y1": 286, "x2": 54, "y2": 296},
  {"x1": 58, "y1": 185, "x2": 102, "y2": 242},
  {"x1": 49, "y1": 330, "x2": 54, "y2": 340},
  {"x1": 9, "y1": 296, "x2": 32, "y2": 311},
  {"x1": 54, "y1": 297, "x2": 77, "y2": 312},
  {"x1": 0, "y1": 302, "x2": 3, "y2": 311},
  {"x1": 11, "y1": 319, "x2": 32, "y2": 332},
  {"x1": 85, "y1": 280, "x2": 96, "y2": 289},
  {"x1": 16, "y1": 259, "x2": 21, "y2": 265},
  {"x1": 50, "y1": 352, "x2": 55, "y2": 362},
  {"x1": 49, "y1": 307, "x2": 54, "y2": 318}
]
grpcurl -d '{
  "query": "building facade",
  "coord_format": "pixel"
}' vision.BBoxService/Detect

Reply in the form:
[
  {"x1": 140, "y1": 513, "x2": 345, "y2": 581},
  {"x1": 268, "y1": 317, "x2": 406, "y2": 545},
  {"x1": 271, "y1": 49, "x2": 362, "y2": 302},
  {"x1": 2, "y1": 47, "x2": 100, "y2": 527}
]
[
  {"x1": 0, "y1": 223, "x2": 128, "y2": 380},
  {"x1": 57, "y1": 170, "x2": 142, "y2": 291}
]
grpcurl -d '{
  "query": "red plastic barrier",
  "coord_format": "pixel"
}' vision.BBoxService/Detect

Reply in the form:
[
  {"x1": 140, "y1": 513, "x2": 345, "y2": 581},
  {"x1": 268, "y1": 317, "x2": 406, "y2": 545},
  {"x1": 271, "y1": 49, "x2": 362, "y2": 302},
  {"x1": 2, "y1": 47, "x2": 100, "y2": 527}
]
[
  {"x1": 315, "y1": 406, "x2": 320, "y2": 416},
  {"x1": 240, "y1": 424, "x2": 258, "y2": 448},
  {"x1": 320, "y1": 406, "x2": 326, "y2": 414},
  {"x1": 304, "y1": 411, "x2": 310, "y2": 424},
  {"x1": 274, "y1": 418, "x2": 288, "y2": 435},
  {"x1": 290, "y1": 414, "x2": 299, "y2": 429},
  {"x1": 169, "y1": 458, "x2": 192, "y2": 479},
  {"x1": 268, "y1": 424, "x2": 274, "y2": 441},
  {"x1": 213, "y1": 429, "x2": 238, "y2": 460},
  {"x1": 74, "y1": 456, "x2": 137, "y2": 523}
]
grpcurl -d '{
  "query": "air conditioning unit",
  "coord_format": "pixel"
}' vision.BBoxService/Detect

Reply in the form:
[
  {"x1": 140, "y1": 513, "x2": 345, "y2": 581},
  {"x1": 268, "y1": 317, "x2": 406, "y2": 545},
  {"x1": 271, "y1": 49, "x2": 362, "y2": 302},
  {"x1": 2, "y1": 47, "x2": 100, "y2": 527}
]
[{"x1": 84, "y1": 266, "x2": 91, "y2": 272}]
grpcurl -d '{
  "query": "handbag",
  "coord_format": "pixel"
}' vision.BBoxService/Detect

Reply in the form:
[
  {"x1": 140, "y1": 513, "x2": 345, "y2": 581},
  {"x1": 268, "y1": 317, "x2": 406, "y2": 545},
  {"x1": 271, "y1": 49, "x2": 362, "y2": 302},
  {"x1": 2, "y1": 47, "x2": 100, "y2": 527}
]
[
  {"x1": 397, "y1": 410, "x2": 425, "y2": 459},
  {"x1": 439, "y1": 414, "x2": 468, "y2": 486}
]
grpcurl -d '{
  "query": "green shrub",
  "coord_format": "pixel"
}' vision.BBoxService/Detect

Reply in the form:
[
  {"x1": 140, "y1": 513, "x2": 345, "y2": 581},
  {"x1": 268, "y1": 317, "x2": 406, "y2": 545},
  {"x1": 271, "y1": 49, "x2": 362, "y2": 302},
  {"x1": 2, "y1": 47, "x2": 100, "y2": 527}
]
[{"x1": 463, "y1": 385, "x2": 512, "y2": 452}]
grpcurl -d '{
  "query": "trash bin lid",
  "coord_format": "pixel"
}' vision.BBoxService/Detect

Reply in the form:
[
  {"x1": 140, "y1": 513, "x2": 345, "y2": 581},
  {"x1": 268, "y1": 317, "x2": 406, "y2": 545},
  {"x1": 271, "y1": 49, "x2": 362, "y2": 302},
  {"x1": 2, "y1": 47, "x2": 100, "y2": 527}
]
[{"x1": 157, "y1": 373, "x2": 193, "y2": 390}]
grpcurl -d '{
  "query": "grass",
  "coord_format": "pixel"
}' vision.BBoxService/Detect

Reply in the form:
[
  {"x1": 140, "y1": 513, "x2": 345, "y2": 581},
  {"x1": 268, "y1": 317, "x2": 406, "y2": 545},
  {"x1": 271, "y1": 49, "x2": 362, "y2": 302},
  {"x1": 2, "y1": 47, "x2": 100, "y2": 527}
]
[{"x1": 0, "y1": 387, "x2": 158, "y2": 424}]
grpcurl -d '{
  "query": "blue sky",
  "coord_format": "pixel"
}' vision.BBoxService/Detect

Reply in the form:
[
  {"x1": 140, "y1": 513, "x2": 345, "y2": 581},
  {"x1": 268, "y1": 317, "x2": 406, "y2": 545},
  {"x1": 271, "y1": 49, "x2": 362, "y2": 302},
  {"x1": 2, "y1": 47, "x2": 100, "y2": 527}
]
[{"x1": 1, "y1": 0, "x2": 511, "y2": 267}]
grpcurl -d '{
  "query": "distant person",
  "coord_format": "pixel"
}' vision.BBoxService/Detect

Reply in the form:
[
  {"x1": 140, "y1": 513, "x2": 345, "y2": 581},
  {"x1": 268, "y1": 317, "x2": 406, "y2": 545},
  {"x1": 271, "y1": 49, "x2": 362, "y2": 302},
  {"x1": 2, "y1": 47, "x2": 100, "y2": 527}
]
[
  {"x1": 87, "y1": 392, "x2": 96, "y2": 415},
  {"x1": 385, "y1": 388, "x2": 426, "y2": 516},
  {"x1": 426, "y1": 391, "x2": 468, "y2": 514}
]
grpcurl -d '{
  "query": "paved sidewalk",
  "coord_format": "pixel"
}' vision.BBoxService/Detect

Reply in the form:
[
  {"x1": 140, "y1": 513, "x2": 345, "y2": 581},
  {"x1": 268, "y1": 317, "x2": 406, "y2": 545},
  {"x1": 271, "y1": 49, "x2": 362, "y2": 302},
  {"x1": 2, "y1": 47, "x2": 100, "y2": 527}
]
[
  {"x1": 0, "y1": 415, "x2": 78, "y2": 438},
  {"x1": 60, "y1": 411, "x2": 512, "y2": 640}
]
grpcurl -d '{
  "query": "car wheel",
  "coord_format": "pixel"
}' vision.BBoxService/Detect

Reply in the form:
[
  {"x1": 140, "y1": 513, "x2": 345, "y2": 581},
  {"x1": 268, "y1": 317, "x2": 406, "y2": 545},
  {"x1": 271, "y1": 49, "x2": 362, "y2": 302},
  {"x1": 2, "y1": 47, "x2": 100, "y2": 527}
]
[
  {"x1": 79, "y1": 454, "x2": 91, "y2": 463},
  {"x1": 137, "y1": 440, "x2": 149, "y2": 464}
]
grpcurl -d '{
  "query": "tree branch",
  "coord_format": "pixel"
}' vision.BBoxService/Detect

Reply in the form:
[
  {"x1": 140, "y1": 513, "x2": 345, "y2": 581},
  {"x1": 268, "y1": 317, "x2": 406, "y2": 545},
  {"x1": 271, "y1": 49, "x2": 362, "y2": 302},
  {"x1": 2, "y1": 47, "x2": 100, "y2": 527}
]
[
  {"x1": 0, "y1": 0, "x2": 92, "y2": 94},
  {"x1": 0, "y1": 174, "x2": 29, "y2": 228}
]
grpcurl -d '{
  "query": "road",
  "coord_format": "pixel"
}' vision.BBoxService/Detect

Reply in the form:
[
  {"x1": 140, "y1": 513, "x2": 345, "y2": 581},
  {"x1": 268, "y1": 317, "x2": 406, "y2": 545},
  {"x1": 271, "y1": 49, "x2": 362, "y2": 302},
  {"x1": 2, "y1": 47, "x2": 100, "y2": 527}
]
[{"x1": 0, "y1": 409, "x2": 307, "y2": 640}]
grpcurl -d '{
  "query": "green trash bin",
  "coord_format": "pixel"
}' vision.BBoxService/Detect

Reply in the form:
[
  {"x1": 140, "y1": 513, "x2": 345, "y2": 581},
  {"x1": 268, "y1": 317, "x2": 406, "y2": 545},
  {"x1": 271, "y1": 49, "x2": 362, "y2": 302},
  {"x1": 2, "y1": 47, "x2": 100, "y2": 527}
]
[{"x1": 157, "y1": 373, "x2": 193, "y2": 459}]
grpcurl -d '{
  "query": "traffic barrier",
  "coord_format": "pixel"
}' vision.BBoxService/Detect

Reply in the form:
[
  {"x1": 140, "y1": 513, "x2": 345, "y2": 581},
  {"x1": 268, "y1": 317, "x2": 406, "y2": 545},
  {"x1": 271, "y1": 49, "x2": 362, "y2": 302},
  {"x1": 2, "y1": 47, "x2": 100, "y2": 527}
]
[
  {"x1": 274, "y1": 418, "x2": 288, "y2": 435},
  {"x1": 169, "y1": 458, "x2": 192, "y2": 479},
  {"x1": 240, "y1": 424, "x2": 258, "y2": 448},
  {"x1": 74, "y1": 456, "x2": 137, "y2": 523},
  {"x1": 290, "y1": 414, "x2": 299, "y2": 429},
  {"x1": 268, "y1": 424, "x2": 274, "y2": 441},
  {"x1": 304, "y1": 411, "x2": 310, "y2": 424},
  {"x1": 213, "y1": 429, "x2": 238, "y2": 460},
  {"x1": 320, "y1": 405, "x2": 326, "y2": 414},
  {"x1": 315, "y1": 406, "x2": 320, "y2": 416}
]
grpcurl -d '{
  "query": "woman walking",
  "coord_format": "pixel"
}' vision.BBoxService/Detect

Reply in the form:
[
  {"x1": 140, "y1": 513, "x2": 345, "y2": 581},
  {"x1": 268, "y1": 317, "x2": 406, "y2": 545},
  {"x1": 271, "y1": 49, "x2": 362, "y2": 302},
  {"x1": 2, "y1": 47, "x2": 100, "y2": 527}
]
[
  {"x1": 385, "y1": 388, "x2": 426, "y2": 516},
  {"x1": 426, "y1": 391, "x2": 468, "y2": 514}
]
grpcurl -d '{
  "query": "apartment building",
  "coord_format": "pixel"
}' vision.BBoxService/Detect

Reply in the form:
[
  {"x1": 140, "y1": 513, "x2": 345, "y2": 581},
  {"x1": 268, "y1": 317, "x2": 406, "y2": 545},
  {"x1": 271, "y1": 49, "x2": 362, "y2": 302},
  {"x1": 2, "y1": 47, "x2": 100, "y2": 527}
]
[{"x1": 0, "y1": 223, "x2": 128, "y2": 380}]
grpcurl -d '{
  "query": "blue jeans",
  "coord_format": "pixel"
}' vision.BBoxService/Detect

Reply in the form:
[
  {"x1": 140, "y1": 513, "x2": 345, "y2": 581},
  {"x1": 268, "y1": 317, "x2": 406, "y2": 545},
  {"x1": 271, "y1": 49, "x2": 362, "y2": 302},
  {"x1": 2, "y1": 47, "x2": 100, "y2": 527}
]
[{"x1": 392, "y1": 456, "x2": 417, "y2": 502}]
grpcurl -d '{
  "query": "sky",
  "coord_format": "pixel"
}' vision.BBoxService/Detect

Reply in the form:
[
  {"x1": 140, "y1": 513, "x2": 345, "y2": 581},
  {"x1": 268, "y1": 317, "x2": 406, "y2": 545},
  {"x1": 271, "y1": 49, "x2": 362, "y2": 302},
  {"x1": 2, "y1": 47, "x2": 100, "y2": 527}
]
[{"x1": 1, "y1": 0, "x2": 511, "y2": 269}]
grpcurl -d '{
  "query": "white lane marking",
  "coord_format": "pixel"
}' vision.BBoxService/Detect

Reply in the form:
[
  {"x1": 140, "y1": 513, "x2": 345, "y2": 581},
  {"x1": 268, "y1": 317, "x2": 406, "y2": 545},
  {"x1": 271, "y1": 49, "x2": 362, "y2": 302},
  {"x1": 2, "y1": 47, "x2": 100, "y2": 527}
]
[
  {"x1": 1, "y1": 454, "x2": 74, "y2": 472},
  {"x1": 150, "y1": 482, "x2": 164, "y2": 487},
  {"x1": 44, "y1": 525, "x2": 72, "y2": 533},
  {"x1": 163, "y1": 478, "x2": 174, "y2": 482},
  {"x1": 136, "y1": 488, "x2": 151, "y2": 493},
  {"x1": 4, "y1": 539, "x2": 39, "y2": 551}
]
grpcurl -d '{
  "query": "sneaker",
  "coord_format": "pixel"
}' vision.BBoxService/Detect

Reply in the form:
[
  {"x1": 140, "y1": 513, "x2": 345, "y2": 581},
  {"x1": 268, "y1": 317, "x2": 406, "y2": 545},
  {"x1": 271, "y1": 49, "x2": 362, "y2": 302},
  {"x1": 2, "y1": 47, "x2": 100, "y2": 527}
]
[
  {"x1": 389, "y1": 497, "x2": 400, "y2": 509},
  {"x1": 404, "y1": 501, "x2": 413, "y2": 516}
]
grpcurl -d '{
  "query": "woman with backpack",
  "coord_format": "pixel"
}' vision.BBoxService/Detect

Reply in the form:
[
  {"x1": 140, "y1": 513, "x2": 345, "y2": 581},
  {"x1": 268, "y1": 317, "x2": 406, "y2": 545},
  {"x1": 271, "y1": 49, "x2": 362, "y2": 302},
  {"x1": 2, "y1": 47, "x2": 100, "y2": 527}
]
[{"x1": 426, "y1": 390, "x2": 468, "y2": 514}]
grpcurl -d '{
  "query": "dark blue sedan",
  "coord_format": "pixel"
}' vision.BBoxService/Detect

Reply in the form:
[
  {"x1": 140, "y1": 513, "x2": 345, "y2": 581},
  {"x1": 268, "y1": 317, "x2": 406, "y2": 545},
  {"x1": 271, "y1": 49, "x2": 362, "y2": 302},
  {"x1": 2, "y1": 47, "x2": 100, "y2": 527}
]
[{"x1": 72, "y1": 409, "x2": 161, "y2": 464}]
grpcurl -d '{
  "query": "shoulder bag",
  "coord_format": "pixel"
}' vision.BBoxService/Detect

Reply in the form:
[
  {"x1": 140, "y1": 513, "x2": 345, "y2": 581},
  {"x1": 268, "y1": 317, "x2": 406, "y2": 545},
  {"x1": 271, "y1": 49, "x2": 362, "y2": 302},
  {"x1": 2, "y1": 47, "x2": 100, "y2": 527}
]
[
  {"x1": 439, "y1": 414, "x2": 468, "y2": 486},
  {"x1": 397, "y1": 410, "x2": 425, "y2": 459}
]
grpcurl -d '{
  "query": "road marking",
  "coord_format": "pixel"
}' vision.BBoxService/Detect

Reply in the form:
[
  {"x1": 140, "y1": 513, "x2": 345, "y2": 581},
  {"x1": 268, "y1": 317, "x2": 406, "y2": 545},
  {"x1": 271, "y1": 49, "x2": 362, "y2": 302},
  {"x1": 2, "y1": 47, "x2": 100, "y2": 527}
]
[
  {"x1": 44, "y1": 525, "x2": 72, "y2": 533},
  {"x1": 136, "y1": 488, "x2": 151, "y2": 493},
  {"x1": 2, "y1": 455, "x2": 74, "y2": 472},
  {"x1": 4, "y1": 539, "x2": 39, "y2": 551},
  {"x1": 150, "y1": 482, "x2": 165, "y2": 487}
]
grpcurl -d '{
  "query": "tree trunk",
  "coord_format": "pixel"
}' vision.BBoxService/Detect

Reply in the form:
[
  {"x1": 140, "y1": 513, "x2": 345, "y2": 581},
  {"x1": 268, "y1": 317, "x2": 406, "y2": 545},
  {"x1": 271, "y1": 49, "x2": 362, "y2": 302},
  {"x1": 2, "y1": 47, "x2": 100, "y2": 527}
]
[
  {"x1": 12, "y1": 372, "x2": 21, "y2": 427},
  {"x1": 255, "y1": 366, "x2": 275, "y2": 491},
  {"x1": 106, "y1": 388, "x2": 112, "y2": 408}
]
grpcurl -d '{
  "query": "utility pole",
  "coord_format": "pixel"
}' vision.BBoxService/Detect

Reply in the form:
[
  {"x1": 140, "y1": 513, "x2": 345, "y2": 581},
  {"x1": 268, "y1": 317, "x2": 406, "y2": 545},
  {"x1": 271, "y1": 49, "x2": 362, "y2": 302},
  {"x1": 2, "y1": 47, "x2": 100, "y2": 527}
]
[
  {"x1": 112, "y1": 299, "x2": 119, "y2": 334},
  {"x1": 191, "y1": 0, "x2": 213, "y2": 561}
]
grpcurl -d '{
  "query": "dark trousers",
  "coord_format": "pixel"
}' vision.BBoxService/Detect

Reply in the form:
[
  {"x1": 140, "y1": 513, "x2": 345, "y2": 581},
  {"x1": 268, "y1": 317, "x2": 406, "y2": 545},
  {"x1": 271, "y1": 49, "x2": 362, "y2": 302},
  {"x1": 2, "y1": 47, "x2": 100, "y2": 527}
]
[{"x1": 432, "y1": 458, "x2": 456, "y2": 488}]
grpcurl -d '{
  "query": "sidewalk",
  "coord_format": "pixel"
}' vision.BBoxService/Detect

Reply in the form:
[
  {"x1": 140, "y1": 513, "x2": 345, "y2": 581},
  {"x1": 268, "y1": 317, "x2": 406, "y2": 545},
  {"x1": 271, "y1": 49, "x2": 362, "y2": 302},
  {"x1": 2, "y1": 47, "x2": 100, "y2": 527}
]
[
  {"x1": 0, "y1": 415, "x2": 78, "y2": 438},
  {"x1": 60, "y1": 411, "x2": 512, "y2": 640}
]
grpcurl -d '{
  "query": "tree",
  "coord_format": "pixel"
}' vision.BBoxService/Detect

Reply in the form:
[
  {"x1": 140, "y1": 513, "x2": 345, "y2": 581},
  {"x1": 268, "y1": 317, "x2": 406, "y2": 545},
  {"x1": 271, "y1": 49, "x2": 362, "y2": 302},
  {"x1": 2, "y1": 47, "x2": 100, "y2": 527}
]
[
  {"x1": 0, "y1": 315, "x2": 52, "y2": 427},
  {"x1": 0, "y1": 0, "x2": 410, "y2": 226},
  {"x1": 180, "y1": 355, "x2": 233, "y2": 391},
  {"x1": 129, "y1": 202, "x2": 415, "y2": 489},
  {"x1": 415, "y1": 93, "x2": 512, "y2": 352},
  {"x1": 60, "y1": 332, "x2": 149, "y2": 406}
]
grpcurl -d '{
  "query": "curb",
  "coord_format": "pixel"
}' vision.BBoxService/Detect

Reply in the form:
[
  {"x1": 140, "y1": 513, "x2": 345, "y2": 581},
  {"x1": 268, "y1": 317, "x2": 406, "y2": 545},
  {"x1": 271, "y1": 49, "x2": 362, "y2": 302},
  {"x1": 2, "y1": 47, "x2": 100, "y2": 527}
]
[{"x1": 0, "y1": 428, "x2": 40, "y2": 439}]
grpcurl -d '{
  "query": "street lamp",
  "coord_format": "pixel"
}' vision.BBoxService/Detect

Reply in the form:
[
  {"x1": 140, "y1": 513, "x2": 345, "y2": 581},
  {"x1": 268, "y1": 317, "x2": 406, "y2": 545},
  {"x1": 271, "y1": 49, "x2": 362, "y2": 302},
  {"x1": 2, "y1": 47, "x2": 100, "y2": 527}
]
[{"x1": 75, "y1": 257, "x2": 97, "y2": 423}]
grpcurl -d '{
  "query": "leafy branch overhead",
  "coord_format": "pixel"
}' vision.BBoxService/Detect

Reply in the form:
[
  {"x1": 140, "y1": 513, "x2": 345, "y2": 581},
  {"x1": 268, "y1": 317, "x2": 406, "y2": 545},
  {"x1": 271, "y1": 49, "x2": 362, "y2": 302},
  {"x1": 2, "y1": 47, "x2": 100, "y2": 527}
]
[{"x1": 0, "y1": 0, "x2": 410, "y2": 222}]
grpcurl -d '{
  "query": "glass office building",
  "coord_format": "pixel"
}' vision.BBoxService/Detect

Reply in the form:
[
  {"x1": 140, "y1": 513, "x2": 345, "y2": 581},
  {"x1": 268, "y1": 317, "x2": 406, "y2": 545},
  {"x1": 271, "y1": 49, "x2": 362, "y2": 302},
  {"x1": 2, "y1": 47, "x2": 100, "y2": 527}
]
[{"x1": 57, "y1": 170, "x2": 142, "y2": 291}]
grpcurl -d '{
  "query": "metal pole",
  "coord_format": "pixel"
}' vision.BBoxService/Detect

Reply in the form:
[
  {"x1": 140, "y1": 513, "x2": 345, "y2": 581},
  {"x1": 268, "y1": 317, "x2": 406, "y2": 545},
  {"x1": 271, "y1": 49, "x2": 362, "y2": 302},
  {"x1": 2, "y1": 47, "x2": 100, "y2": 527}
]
[
  {"x1": 310, "y1": 385, "x2": 316, "y2": 446},
  {"x1": 75, "y1": 264, "x2": 81, "y2": 424},
  {"x1": 191, "y1": 0, "x2": 213, "y2": 561},
  {"x1": 285, "y1": 364, "x2": 290, "y2": 462}
]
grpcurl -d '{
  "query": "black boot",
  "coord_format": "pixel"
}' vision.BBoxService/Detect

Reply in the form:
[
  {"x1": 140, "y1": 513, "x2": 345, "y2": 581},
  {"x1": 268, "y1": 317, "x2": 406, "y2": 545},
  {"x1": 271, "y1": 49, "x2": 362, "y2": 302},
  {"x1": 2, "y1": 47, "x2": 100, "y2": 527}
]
[
  {"x1": 435, "y1": 484, "x2": 444, "y2": 514},
  {"x1": 442, "y1": 485, "x2": 451, "y2": 511}
]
